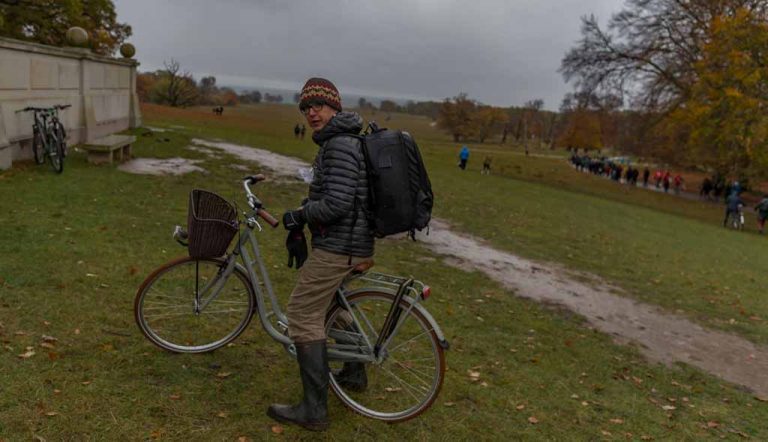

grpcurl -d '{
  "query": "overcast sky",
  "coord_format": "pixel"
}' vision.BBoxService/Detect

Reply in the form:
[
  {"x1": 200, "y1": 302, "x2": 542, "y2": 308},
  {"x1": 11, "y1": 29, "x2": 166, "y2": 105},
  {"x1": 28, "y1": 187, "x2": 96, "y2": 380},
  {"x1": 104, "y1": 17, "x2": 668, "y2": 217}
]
[{"x1": 113, "y1": 0, "x2": 623, "y2": 109}]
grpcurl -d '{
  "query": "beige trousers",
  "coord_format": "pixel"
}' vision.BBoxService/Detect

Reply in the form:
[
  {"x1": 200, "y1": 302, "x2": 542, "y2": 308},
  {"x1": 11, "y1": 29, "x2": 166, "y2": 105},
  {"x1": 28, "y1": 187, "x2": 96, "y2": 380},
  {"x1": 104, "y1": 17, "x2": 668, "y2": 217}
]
[{"x1": 287, "y1": 248, "x2": 369, "y2": 343}]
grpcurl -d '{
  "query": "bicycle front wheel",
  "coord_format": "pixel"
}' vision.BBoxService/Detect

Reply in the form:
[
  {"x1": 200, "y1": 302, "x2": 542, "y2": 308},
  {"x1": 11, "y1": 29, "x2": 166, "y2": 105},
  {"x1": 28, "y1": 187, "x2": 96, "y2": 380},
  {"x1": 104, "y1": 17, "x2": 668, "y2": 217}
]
[
  {"x1": 32, "y1": 129, "x2": 45, "y2": 165},
  {"x1": 325, "y1": 290, "x2": 446, "y2": 422},
  {"x1": 134, "y1": 256, "x2": 256, "y2": 353},
  {"x1": 48, "y1": 132, "x2": 64, "y2": 174}
]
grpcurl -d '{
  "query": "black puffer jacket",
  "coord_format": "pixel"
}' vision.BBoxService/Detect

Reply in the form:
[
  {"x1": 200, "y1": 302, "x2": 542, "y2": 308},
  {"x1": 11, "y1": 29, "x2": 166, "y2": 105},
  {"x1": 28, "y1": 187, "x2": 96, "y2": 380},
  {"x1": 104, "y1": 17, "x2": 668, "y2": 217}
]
[{"x1": 302, "y1": 112, "x2": 374, "y2": 257}]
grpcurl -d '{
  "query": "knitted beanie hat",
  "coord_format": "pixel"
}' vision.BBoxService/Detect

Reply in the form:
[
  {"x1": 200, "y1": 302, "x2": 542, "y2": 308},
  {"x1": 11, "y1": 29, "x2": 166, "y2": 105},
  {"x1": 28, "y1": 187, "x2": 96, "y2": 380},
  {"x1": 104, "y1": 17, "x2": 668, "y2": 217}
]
[{"x1": 299, "y1": 77, "x2": 342, "y2": 112}]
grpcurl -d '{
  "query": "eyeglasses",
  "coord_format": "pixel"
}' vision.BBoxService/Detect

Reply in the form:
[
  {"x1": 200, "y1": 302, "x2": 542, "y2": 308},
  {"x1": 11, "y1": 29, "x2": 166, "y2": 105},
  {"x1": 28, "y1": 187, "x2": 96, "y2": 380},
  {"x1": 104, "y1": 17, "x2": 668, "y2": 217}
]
[{"x1": 300, "y1": 102, "x2": 324, "y2": 115}]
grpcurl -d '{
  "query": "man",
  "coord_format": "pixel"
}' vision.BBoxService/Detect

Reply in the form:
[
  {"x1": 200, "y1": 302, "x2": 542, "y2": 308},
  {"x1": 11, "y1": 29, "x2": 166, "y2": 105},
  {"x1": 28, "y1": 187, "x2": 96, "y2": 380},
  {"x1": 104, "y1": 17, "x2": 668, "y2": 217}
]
[
  {"x1": 269, "y1": 77, "x2": 373, "y2": 431},
  {"x1": 755, "y1": 194, "x2": 768, "y2": 234},
  {"x1": 723, "y1": 191, "x2": 745, "y2": 228},
  {"x1": 458, "y1": 145, "x2": 470, "y2": 170}
]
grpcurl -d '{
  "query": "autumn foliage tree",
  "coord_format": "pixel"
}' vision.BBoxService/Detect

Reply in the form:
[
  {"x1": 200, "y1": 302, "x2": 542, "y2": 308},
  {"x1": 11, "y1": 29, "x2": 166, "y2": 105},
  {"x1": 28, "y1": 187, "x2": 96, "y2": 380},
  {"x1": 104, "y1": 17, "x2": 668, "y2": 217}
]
[
  {"x1": 561, "y1": 0, "x2": 768, "y2": 177},
  {"x1": 438, "y1": 94, "x2": 478, "y2": 142},
  {"x1": 0, "y1": 0, "x2": 131, "y2": 55}
]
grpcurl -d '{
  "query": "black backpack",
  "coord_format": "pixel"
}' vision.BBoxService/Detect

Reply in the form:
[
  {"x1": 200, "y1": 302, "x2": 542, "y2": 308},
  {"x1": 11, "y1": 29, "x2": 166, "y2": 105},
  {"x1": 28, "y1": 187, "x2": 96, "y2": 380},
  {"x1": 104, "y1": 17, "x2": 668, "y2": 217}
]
[{"x1": 357, "y1": 122, "x2": 433, "y2": 238}]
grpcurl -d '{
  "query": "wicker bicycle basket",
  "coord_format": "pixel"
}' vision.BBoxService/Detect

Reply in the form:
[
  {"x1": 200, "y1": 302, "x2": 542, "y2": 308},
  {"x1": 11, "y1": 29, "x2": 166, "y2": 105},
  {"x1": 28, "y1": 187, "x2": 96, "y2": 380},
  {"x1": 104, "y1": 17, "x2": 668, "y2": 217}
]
[{"x1": 187, "y1": 189, "x2": 238, "y2": 258}]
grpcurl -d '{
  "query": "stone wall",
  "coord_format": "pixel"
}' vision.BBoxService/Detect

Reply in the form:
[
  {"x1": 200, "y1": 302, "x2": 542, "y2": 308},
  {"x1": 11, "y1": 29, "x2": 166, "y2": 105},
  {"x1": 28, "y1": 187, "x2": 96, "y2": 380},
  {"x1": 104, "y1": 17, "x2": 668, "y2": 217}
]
[{"x1": 0, "y1": 37, "x2": 141, "y2": 170}]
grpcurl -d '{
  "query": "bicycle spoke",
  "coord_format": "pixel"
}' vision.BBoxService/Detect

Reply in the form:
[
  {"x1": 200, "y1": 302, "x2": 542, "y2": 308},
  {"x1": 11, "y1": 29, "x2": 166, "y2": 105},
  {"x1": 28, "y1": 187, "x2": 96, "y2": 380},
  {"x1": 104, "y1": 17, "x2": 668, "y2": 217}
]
[
  {"x1": 386, "y1": 328, "x2": 434, "y2": 354},
  {"x1": 378, "y1": 364, "x2": 428, "y2": 400}
]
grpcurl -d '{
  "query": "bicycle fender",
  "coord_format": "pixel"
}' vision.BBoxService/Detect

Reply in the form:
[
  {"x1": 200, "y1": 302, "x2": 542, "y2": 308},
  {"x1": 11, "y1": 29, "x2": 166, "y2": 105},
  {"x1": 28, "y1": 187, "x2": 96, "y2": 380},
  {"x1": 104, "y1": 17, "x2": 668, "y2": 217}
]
[{"x1": 346, "y1": 287, "x2": 449, "y2": 350}]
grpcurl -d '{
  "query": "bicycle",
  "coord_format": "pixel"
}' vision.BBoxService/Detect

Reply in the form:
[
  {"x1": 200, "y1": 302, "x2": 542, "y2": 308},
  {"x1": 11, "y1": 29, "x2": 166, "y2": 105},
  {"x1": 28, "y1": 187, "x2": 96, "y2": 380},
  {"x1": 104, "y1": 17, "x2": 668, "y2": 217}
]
[
  {"x1": 728, "y1": 205, "x2": 745, "y2": 230},
  {"x1": 15, "y1": 104, "x2": 71, "y2": 173},
  {"x1": 134, "y1": 175, "x2": 449, "y2": 422}
]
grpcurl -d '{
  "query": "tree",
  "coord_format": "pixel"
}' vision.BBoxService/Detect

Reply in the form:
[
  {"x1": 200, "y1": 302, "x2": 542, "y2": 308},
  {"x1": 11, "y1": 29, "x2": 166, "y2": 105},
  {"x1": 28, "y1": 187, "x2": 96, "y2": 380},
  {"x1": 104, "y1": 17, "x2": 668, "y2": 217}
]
[
  {"x1": 474, "y1": 106, "x2": 507, "y2": 143},
  {"x1": 561, "y1": 0, "x2": 767, "y2": 111},
  {"x1": 154, "y1": 59, "x2": 198, "y2": 107},
  {"x1": 379, "y1": 100, "x2": 399, "y2": 113},
  {"x1": 671, "y1": 8, "x2": 768, "y2": 177},
  {"x1": 437, "y1": 94, "x2": 478, "y2": 142},
  {"x1": 293, "y1": 92, "x2": 301, "y2": 103},
  {"x1": 0, "y1": 0, "x2": 132, "y2": 55}
]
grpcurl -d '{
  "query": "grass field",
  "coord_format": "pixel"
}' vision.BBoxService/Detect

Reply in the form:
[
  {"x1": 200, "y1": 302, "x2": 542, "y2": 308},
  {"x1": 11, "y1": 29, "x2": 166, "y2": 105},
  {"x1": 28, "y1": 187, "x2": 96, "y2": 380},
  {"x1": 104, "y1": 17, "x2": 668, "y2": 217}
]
[{"x1": 1, "y1": 103, "x2": 766, "y2": 440}]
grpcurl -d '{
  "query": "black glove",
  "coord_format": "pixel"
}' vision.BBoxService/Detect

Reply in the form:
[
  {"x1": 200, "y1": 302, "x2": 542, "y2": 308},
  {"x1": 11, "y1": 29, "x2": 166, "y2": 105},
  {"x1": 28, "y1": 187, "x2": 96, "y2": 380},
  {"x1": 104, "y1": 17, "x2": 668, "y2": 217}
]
[
  {"x1": 282, "y1": 209, "x2": 305, "y2": 231},
  {"x1": 286, "y1": 229, "x2": 308, "y2": 269}
]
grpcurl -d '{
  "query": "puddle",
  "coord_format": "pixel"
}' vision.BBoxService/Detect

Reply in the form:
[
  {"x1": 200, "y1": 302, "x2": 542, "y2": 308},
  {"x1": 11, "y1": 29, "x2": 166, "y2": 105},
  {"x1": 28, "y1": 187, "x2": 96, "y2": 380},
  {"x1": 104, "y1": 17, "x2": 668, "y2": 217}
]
[
  {"x1": 143, "y1": 126, "x2": 170, "y2": 133},
  {"x1": 415, "y1": 219, "x2": 768, "y2": 397},
  {"x1": 190, "y1": 139, "x2": 308, "y2": 181},
  {"x1": 118, "y1": 158, "x2": 205, "y2": 176},
  {"x1": 186, "y1": 145, "x2": 221, "y2": 158},
  {"x1": 179, "y1": 139, "x2": 768, "y2": 396}
]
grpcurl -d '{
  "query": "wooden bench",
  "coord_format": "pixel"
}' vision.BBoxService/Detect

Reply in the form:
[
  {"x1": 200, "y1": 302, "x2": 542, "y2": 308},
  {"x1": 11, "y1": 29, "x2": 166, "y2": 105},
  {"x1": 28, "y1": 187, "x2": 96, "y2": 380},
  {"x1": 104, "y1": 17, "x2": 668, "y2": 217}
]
[{"x1": 82, "y1": 134, "x2": 136, "y2": 164}]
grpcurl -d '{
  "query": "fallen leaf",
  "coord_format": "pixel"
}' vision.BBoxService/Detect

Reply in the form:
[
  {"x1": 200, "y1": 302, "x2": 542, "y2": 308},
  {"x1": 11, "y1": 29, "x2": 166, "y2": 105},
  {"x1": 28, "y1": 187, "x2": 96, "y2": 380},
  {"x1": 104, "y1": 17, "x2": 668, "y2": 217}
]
[
  {"x1": 755, "y1": 396, "x2": 768, "y2": 402},
  {"x1": 74, "y1": 328, "x2": 81, "y2": 335},
  {"x1": 217, "y1": 411, "x2": 228, "y2": 418},
  {"x1": 81, "y1": 381, "x2": 92, "y2": 386},
  {"x1": 467, "y1": 370, "x2": 481, "y2": 381},
  {"x1": 516, "y1": 404, "x2": 526, "y2": 410},
  {"x1": 706, "y1": 421, "x2": 719, "y2": 428},
  {"x1": 384, "y1": 387, "x2": 402, "y2": 393},
  {"x1": 40, "y1": 342, "x2": 55, "y2": 349},
  {"x1": 41, "y1": 335, "x2": 57, "y2": 343},
  {"x1": 18, "y1": 350, "x2": 35, "y2": 359},
  {"x1": 44, "y1": 411, "x2": 58, "y2": 416},
  {"x1": 581, "y1": 401, "x2": 589, "y2": 407},
  {"x1": 601, "y1": 430, "x2": 612, "y2": 436},
  {"x1": 216, "y1": 372, "x2": 231, "y2": 378},
  {"x1": 528, "y1": 416, "x2": 539, "y2": 424},
  {"x1": 53, "y1": 389, "x2": 61, "y2": 395},
  {"x1": 271, "y1": 425, "x2": 284, "y2": 434},
  {"x1": 609, "y1": 418, "x2": 624, "y2": 424},
  {"x1": 661, "y1": 405, "x2": 676, "y2": 411},
  {"x1": 169, "y1": 394, "x2": 181, "y2": 400},
  {"x1": 444, "y1": 402, "x2": 455, "y2": 407}
]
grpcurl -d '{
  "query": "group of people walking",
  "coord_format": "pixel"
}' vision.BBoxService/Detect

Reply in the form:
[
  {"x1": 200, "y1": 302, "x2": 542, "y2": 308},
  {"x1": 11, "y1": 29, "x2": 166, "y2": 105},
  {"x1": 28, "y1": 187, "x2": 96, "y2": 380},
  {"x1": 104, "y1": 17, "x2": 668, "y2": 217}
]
[
  {"x1": 570, "y1": 154, "x2": 768, "y2": 234},
  {"x1": 570, "y1": 155, "x2": 687, "y2": 194},
  {"x1": 456, "y1": 145, "x2": 493, "y2": 175},
  {"x1": 293, "y1": 123, "x2": 307, "y2": 140}
]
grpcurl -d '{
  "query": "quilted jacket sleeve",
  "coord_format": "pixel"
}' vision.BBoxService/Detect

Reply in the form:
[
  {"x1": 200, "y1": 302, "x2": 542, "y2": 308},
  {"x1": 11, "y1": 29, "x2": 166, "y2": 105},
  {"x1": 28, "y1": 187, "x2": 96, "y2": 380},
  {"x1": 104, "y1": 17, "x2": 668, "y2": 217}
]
[{"x1": 302, "y1": 135, "x2": 362, "y2": 226}]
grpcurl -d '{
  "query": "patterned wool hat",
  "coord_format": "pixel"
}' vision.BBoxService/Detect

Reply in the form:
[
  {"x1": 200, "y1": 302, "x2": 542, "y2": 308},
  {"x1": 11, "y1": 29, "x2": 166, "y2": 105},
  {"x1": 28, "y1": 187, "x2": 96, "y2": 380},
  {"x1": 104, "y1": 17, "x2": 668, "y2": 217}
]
[{"x1": 299, "y1": 77, "x2": 342, "y2": 112}]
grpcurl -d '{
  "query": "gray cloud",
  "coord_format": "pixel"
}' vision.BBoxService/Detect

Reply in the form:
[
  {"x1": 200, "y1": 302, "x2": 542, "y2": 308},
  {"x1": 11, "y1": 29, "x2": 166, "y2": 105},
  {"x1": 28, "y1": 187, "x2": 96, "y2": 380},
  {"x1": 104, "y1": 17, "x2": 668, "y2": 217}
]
[{"x1": 114, "y1": 0, "x2": 622, "y2": 109}]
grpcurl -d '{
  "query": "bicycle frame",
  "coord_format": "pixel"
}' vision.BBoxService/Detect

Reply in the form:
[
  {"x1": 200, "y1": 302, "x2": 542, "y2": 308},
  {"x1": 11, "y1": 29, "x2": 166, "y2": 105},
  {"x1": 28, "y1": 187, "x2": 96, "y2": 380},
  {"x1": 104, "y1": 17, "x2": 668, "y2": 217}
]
[{"x1": 188, "y1": 203, "x2": 447, "y2": 363}]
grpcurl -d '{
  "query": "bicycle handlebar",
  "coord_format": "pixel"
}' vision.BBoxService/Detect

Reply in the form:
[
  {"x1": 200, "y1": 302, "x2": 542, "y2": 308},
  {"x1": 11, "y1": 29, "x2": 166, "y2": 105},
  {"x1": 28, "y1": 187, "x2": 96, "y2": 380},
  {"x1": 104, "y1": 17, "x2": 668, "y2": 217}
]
[
  {"x1": 242, "y1": 175, "x2": 280, "y2": 228},
  {"x1": 15, "y1": 105, "x2": 71, "y2": 113}
]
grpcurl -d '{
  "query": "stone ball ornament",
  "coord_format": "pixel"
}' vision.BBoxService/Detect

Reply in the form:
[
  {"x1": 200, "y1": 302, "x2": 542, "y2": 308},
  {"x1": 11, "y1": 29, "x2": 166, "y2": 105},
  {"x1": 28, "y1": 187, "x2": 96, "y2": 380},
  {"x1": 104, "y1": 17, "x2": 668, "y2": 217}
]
[
  {"x1": 120, "y1": 43, "x2": 136, "y2": 59},
  {"x1": 65, "y1": 27, "x2": 89, "y2": 46}
]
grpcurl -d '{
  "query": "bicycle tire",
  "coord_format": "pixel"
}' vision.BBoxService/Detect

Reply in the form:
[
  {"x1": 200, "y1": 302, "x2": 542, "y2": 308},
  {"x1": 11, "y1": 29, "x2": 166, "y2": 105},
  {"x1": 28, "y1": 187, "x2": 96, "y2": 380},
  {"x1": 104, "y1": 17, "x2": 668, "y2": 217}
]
[
  {"x1": 134, "y1": 256, "x2": 256, "y2": 353},
  {"x1": 325, "y1": 290, "x2": 445, "y2": 423},
  {"x1": 32, "y1": 128, "x2": 45, "y2": 165},
  {"x1": 54, "y1": 121, "x2": 68, "y2": 158},
  {"x1": 48, "y1": 131, "x2": 64, "y2": 174}
]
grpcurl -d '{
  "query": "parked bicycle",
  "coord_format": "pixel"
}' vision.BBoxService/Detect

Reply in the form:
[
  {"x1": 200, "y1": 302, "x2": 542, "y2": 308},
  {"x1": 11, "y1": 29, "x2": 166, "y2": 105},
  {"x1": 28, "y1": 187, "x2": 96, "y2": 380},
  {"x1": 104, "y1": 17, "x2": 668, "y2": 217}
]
[
  {"x1": 134, "y1": 175, "x2": 449, "y2": 422},
  {"x1": 15, "y1": 104, "x2": 71, "y2": 173}
]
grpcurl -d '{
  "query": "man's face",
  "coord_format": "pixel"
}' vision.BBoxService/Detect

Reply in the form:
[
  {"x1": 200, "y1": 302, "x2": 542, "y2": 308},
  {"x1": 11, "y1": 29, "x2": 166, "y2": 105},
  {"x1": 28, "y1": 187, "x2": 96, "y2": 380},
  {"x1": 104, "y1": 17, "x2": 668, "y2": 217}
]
[{"x1": 303, "y1": 103, "x2": 337, "y2": 131}]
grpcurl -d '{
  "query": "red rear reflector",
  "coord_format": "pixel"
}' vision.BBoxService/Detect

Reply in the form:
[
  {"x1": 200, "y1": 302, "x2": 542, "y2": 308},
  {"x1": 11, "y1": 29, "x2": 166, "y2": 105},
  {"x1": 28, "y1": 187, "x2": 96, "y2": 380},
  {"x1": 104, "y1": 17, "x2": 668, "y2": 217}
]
[{"x1": 422, "y1": 286, "x2": 431, "y2": 299}]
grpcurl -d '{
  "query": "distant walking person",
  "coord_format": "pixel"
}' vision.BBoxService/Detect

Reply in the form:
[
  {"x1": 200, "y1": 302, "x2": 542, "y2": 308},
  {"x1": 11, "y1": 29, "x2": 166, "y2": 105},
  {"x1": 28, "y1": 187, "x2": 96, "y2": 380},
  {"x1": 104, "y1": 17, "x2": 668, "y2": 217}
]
[
  {"x1": 642, "y1": 168, "x2": 650, "y2": 187},
  {"x1": 481, "y1": 156, "x2": 492, "y2": 175},
  {"x1": 723, "y1": 192, "x2": 745, "y2": 228},
  {"x1": 458, "y1": 145, "x2": 470, "y2": 170},
  {"x1": 673, "y1": 174, "x2": 684, "y2": 194},
  {"x1": 662, "y1": 171, "x2": 671, "y2": 193},
  {"x1": 755, "y1": 195, "x2": 768, "y2": 234},
  {"x1": 700, "y1": 177, "x2": 713, "y2": 200},
  {"x1": 293, "y1": 123, "x2": 301, "y2": 139}
]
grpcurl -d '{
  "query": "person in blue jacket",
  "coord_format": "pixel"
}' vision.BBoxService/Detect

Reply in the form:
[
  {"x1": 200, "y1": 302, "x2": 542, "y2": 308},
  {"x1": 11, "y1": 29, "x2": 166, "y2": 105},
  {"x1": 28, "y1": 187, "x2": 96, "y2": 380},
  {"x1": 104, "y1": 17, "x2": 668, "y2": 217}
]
[{"x1": 458, "y1": 145, "x2": 470, "y2": 170}]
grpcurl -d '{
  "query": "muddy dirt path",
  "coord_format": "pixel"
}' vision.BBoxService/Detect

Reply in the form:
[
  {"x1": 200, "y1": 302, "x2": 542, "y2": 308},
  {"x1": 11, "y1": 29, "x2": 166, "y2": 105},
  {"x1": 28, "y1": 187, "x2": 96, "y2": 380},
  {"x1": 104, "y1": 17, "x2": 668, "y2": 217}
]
[
  {"x1": 186, "y1": 138, "x2": 768, "y2": 396},
  {"x1": 416, "y1": 220, "x2": 768, "y2": 397}
]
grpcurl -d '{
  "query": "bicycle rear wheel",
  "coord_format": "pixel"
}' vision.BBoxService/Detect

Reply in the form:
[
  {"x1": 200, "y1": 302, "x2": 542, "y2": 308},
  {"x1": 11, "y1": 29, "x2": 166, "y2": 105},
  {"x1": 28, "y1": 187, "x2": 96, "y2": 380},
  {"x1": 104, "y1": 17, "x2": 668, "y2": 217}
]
[
  {"x1": 134, "y1": 256, "x2": 255, "y2": 353},
  {"x1": 54, "y1": 121, "x2": 68, "y2": 157},
  {"x1": 325, "y1": 290, "x2": 445, "y2": 422},
  {"x1": 32, "y1": 129, "x2": 45, "y2": 165},
  {"x1": 48, "y1": 132, "x2": 64, "y2": 174}
]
